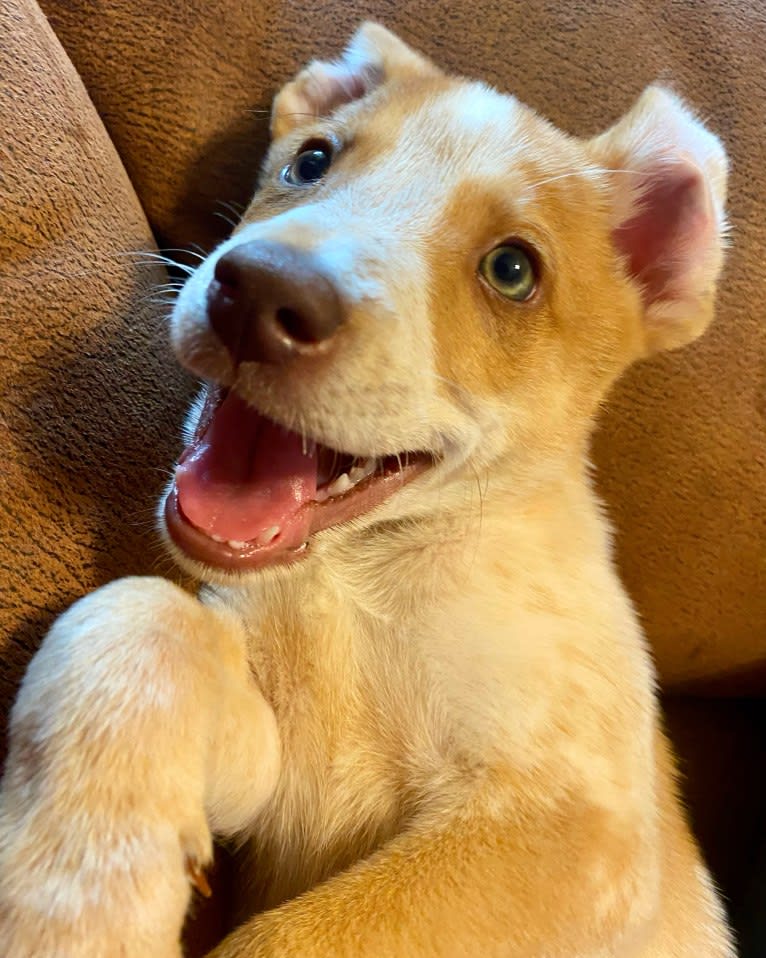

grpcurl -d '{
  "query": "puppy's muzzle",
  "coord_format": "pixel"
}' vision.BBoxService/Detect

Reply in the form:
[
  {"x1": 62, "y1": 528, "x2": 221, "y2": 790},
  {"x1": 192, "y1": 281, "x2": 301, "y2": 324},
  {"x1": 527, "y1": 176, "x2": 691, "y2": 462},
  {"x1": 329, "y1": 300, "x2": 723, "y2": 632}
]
[{"x1": 207, "y1": 240, "x2": 345, "y2": 365}]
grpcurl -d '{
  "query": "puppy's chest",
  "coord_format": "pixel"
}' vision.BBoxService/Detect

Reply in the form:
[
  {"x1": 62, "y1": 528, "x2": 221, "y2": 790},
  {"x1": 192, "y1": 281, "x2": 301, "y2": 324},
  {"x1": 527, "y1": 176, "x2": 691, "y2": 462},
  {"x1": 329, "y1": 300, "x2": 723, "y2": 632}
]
[{"x1": 241, "y1": 596, "x2": 449, "y2": 901}]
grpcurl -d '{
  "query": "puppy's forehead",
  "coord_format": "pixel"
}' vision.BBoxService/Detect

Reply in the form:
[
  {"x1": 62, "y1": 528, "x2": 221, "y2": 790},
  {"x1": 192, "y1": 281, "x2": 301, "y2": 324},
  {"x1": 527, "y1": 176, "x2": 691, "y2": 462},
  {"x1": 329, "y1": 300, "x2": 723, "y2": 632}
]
[
  {"x1": 340, "y1": 79, "x2": 579, "y2": 224},
  {"x1": 391, "y1": 81, "x2": 523, "y2": 147}
]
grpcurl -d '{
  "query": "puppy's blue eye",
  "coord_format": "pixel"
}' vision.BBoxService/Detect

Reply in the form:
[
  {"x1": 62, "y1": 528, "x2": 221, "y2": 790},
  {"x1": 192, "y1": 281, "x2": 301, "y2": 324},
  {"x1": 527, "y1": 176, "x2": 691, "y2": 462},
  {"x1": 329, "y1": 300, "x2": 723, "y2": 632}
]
[
  {"x1": 282, "y1": 141, "x2": 333, "y2": 186},
  {"x1": 480, "y1": 244, "x2": 538, "y2": 302}
]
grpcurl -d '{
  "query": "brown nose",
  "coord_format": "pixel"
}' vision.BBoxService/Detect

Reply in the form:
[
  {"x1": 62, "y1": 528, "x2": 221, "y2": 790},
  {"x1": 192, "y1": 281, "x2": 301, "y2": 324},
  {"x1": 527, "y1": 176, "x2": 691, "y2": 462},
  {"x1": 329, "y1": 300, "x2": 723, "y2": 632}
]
[{"x1": 207, "y1": 241, "x2": 344, "y2": 365}]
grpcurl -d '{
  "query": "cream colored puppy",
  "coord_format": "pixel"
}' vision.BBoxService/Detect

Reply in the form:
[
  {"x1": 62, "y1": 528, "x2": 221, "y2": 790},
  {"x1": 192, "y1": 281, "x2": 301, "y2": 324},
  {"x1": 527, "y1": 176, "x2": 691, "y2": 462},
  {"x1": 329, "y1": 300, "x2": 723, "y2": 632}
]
[{"x1": 0, "y1": 22, "x2": 734, "y2": 958}]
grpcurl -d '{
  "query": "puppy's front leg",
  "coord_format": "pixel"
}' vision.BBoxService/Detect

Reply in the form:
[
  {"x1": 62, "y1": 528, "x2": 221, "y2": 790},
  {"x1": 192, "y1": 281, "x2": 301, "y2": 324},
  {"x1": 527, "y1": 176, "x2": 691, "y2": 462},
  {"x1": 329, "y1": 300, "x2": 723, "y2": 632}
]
[
  {"x1": 212, "y1": 790, "x2": 656, "y2": 958},
  {"x1": 0, "y1": 577, "x2": 279, "y2": 958}
]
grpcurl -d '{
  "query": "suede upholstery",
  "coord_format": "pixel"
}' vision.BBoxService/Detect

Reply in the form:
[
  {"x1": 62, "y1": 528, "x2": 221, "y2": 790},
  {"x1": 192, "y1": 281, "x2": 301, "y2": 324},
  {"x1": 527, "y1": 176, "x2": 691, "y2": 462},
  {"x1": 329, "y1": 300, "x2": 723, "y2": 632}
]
[
  {"x1": 35, "y1": 0, "x2": 766, "y2": 685},
  {"x1": 1, "y1": 0, "x2": 764, "y2": 952},
  {"x1": 0, "y1": 0, "x2": 190, "y2": 744}
]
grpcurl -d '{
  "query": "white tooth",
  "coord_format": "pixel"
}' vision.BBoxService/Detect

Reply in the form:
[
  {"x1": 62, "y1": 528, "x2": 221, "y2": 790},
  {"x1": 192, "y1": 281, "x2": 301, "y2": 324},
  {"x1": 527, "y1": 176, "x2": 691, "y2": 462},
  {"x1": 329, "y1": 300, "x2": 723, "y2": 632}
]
[
  {"x1": 257, "y1": 525, "x2": 280, "y2": 545},
  {"x1": 315, "y1": 488, "x2": 329, "y2": 503},
  {"x1": 211, "y1": 534, "x2": 226, "y2": 543},
  {"x1": 326, "y1": 473, "x2": 352, "y2": 497},
  {"x1": 227, "y1": 539, "x2": 249, "y2": 550},
  {"x1": 349, "y1": 458, "x2": 377, "y2": 485}
]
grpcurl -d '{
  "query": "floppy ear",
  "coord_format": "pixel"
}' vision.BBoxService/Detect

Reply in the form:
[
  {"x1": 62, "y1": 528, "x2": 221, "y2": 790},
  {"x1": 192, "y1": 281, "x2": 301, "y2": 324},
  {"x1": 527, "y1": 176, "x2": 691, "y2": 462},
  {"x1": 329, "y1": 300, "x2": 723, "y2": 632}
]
[
  {"x1": 271, "y1": 22, "x2": 439, "y2": 140},
  {"x1": 590, "y1": 87, "x2": 728, "y2": 354}
]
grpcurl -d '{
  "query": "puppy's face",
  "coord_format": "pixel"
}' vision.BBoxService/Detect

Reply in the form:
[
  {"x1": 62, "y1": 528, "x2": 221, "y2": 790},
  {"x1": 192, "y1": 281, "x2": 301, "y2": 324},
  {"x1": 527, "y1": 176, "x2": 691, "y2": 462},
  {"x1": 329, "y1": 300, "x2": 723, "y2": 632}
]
[{"x1": 162, "y1": 23, "x2": 727, "y2": 579}]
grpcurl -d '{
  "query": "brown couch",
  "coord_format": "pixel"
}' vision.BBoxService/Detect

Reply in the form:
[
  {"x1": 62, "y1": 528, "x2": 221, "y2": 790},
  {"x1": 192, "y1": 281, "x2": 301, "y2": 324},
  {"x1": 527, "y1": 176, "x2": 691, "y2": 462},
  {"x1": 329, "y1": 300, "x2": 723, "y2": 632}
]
[{"x1": 1, "y1": 0, "x2": 764, "y2": 954}]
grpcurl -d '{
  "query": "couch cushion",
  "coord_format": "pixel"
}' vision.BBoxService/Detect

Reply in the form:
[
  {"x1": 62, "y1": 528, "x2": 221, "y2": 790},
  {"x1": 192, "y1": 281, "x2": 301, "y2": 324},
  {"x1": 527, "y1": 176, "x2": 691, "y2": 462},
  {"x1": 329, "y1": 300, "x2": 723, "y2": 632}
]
[
  {"x1": 38, "y1": 0, "x2": 766, "y2": 685},
  {"x1": 0, "y1": 0, "x2": 191, "y2": 744}
]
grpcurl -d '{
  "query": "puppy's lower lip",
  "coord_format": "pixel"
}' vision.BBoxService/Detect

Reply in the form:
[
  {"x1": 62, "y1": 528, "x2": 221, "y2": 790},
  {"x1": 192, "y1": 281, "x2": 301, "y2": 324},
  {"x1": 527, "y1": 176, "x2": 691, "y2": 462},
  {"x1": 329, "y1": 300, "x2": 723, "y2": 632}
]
[{"x1": 164, "y1": 387, "x2": 434, "y2": 572}]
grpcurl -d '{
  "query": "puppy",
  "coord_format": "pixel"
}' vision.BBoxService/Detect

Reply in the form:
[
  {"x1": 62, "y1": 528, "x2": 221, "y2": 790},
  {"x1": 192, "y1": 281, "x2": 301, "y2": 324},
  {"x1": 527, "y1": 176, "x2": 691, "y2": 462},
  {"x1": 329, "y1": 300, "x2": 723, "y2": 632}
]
[{"x1": 0, "y1": 22, "x2": 734, "y2": 958}]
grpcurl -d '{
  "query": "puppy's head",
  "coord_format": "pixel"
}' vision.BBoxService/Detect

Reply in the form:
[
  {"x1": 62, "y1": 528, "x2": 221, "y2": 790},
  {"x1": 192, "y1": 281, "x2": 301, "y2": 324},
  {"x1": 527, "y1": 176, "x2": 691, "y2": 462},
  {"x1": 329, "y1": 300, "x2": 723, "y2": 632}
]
[{"x1": 162, "y1": 23, "x2": 728, "y2": 578}]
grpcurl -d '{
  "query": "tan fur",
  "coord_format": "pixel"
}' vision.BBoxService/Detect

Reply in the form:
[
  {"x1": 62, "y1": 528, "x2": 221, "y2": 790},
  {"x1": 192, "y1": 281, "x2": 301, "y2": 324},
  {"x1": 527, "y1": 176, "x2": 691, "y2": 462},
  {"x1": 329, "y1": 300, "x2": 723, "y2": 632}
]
[{"x1": 0, "y1": 23, "x2": 733, "y2": 958}]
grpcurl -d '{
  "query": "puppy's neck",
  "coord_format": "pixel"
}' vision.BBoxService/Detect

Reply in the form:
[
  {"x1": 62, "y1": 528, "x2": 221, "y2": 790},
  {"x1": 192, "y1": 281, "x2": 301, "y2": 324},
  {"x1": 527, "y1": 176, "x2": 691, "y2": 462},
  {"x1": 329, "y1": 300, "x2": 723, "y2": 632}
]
[{"x1": 209, "y1": 448, "x2": 604, "y2": 631}]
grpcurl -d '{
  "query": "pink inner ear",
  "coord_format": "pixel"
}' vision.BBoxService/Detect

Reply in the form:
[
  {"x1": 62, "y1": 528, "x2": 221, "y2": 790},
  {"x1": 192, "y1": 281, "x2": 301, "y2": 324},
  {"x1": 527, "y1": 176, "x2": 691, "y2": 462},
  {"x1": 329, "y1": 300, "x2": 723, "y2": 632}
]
[
  {"x1": 613, "y1": 164, "x2": 713, "y2": 304},
  {"x1": 305, "y1": 61, "x2": 382, "y2": 118}
]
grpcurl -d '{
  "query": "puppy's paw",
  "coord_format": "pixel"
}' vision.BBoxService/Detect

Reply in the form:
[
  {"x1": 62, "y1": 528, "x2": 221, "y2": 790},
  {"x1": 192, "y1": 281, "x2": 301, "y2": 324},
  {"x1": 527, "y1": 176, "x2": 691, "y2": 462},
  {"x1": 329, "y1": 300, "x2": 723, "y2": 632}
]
[
  {"x1": 0, "y1": 779, "x2": 212, "y2": 958},
  {"x1": 0, "y1": 919, "x2": 185, "y2": 958},
  {"x1": 0, "y1": 577, "x2": 221, "y2": 955},
  {"x1": 0, "y1": 796, "x2": 212, "y2": 957}
]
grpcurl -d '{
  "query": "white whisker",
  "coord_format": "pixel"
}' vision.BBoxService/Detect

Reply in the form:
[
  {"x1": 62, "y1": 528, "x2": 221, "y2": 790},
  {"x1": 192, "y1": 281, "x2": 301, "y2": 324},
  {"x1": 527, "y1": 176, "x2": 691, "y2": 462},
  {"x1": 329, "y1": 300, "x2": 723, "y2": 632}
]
[
  {"x1": 213, "y1": 211, "x2": 238, "y2": 229},
  {"x1": 116, "y1": 250, "x2": 198, "y2": 275},
  {"x1": 156, "y1": 248, "x2": 206, "y2": 262},
  {"x1": 216, "y1": 200, "x2": 245, "y2": 220},
  {"x1": 521, "y1": 166, "x2": 643, "y2": 196}
]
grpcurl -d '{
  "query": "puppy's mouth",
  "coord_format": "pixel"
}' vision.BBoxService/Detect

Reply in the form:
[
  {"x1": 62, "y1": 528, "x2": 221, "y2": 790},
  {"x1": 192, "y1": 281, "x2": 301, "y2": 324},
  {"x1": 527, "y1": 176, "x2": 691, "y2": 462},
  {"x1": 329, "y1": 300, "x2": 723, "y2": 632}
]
[{"x1": 164, "y1": 388, "x2": 434, "y2": 571}]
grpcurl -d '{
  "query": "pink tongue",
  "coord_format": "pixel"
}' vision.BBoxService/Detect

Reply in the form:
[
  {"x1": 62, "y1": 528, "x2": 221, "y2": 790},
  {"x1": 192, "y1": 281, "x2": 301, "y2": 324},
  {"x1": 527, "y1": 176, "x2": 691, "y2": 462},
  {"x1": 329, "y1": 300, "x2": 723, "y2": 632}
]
[{"x1": 175, "y1": 392, "x2": 317, "y2": 543}]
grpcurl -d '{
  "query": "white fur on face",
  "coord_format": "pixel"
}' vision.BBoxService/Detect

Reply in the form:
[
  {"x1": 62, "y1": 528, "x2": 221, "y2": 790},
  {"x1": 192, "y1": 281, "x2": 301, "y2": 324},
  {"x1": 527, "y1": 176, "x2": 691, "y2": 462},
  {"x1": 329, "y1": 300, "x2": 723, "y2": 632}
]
[
  {"x1": 432, "y1": 83, "x2": 526, "y2": 154},
  {"x1": 170, "y1": 81, "x2": 565, "y2": 467}
]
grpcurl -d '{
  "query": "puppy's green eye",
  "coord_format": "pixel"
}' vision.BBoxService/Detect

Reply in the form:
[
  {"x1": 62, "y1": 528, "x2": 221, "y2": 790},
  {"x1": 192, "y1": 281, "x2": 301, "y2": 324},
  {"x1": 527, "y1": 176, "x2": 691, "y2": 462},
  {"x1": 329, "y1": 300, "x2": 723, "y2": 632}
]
[{"x1": 480, "y1": 245, "x2": 537, "y2": 302}]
